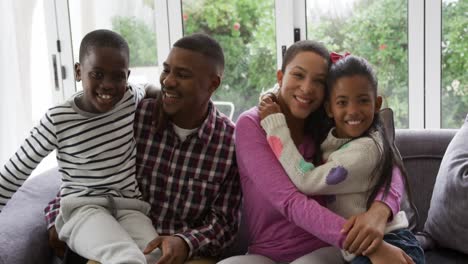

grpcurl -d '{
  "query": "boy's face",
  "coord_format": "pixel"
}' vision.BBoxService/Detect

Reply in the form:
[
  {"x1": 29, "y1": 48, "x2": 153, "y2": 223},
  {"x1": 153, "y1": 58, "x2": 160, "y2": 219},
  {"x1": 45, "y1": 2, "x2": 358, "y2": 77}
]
[
  {"x1": 159, "y1": 47, "x2": 220, "y2": 128},
  {"x1": 75, "y1": 46, "x2": 130, "y2": 113}
]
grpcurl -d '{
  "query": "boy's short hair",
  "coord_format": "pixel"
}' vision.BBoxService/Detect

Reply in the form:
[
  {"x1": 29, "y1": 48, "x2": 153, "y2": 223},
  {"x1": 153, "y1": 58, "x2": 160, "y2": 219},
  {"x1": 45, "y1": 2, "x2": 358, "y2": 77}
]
[
  {"x1": 79, "y1": 29, "x2": 130, "y2": 63},
  {"x1": 173, "y1": 33, "x2": 225, "y2": 76}
]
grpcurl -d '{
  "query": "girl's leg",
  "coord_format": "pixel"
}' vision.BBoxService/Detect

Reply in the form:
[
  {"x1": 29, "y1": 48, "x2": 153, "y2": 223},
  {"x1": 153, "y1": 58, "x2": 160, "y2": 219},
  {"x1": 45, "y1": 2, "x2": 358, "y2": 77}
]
[
  {"x1": 117, "y1": 209, "x2": 162, "y2": 263},
  {"x1": 217, "y1": 254, "x2": 276, "y2": 264},
  {"x1": 290, "y1": 246, "x2": 345, "y2": 264},
  {"x1": 351, "y1": 229, "x2": 425, "y2": 264},
  {"x1": 382, "y1": 229, "x2": 425, "y2": 264},
  {"x1": 57, "y1": 204, "x2": 146, "y2": 264}
]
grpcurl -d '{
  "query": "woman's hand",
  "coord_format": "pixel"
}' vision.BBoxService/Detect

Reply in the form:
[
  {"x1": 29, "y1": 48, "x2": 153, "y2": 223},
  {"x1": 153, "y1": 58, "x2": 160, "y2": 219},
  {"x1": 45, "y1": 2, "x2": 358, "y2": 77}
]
[
  {"x1": 342, "y1": 201, "x2": 390, "y2": 255},
  {"x1": 368, "y1": 241, "x2": 415, "y2": 264},
  {"x1": 258, "y1": 95, "x2": 281, "y2": 120}
]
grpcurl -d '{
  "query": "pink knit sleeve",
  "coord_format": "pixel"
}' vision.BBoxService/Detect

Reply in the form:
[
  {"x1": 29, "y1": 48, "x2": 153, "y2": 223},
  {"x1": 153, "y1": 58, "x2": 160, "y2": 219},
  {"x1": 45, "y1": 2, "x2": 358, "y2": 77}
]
[
  {"x1": 235, "y1": 109, "x2": 347, "y2": 248},
  {"x1": 374, "y1": 166, "x2": 404, "y2": 218}
]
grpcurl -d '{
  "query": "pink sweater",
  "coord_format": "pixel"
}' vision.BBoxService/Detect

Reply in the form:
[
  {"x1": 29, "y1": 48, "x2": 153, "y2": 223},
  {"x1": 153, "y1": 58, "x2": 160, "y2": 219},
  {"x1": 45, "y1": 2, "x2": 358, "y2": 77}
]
[{"x1": 235, "y1": 108, "x2": 403, "y2": 262}]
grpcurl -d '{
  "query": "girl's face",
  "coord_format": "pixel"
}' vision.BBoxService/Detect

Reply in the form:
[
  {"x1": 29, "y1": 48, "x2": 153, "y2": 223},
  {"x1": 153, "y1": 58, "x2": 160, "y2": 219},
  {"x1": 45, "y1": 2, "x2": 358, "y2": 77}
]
[
  {"x1": 326, "y1": 75, "x2": 382, "y2": 138},
  {"x1": 277, "y1": 51, "x2": 327, "y2": 120}
]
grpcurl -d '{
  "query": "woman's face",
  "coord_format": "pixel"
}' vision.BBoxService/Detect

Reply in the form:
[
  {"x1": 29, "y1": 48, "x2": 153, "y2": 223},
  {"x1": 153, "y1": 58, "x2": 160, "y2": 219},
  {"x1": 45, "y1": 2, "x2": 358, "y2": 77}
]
[{"x1": 277, "y1": 51, "x2": 328, "y2": 120}]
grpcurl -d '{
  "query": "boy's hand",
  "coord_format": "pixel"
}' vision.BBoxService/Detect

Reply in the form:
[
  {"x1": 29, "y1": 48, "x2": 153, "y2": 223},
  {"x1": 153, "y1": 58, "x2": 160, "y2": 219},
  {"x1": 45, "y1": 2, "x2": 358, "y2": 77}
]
[
  {"x1": 258, "y1": 96, "x2": 281, "y2": 120},
  {"x1": 48, "y1": 225, "x2": 66, "y2": 258},
  {"x1": 144, "y1": 83, "x2": 161, "y2": 98},
  {"x1": 342, "y1": 201, "x2": 389, "y2": 255},
  {"x1": 144, "y1": 235, "x2": 189, "y2": 264}
]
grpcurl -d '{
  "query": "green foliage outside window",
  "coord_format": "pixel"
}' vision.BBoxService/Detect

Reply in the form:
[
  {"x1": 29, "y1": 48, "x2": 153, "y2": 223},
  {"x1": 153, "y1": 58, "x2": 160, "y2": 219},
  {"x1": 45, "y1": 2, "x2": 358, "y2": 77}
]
[
  {"x1": 441, "y1": 0, "x2": 467, "y2": 128},
  {"x1": 183, "y1": 0, "x2": 277, "y2": 121},
  {"x1": 112, "y1": 16, "x2": 157, "y2": 67},
  {"x1": 111, "y1": 0, "x2": 465, "y2": 127},
  {"x1": 308, "y1": 0, "x2": 409, "y2": 127}
]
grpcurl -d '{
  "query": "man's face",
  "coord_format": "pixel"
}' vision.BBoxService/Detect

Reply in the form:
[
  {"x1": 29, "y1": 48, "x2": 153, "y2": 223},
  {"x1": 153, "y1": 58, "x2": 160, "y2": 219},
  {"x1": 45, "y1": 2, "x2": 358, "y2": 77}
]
[
  {"x1": 159, "y1": 47, "x2": 220, "y2": 128},
  {"x1": 75, "y1": 46, "x2": 129, "y2": 113}
]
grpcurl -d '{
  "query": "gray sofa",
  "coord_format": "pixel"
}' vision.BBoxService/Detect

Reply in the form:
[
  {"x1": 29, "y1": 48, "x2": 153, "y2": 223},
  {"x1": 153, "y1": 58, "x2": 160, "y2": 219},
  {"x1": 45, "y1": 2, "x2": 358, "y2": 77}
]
[{"x1": 0, "y1": 129, "x2": 467, "y2": 264}]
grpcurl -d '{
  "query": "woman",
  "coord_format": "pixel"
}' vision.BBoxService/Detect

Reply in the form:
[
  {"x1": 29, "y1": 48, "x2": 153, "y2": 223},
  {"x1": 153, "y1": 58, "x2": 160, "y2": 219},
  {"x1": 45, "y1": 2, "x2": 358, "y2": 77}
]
[{"x1": 220, "y1": 41, "x2": 414, "y2": 264}]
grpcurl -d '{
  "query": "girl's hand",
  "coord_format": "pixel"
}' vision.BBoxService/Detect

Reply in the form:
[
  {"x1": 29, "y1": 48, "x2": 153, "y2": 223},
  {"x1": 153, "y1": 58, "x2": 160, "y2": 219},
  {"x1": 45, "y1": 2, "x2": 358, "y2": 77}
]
[
  {"x1": 258, "y1": 96, "x2": 281, "y2": 120},
  {"x1": 342, "y1": 202, "x2": 390, "y2": 255},
  {"x1": 368, "y1": 241, "x2": 415, "y2": 264}
]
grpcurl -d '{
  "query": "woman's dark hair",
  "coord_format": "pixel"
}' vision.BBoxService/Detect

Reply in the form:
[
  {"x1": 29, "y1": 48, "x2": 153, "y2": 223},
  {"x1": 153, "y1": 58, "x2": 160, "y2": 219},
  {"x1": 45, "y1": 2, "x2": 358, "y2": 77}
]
[
  {"x1": 327, "y1": 55, "x2": 413, "y2": 208},
  {"x1": 280, "y1": 40, "x2": 332, "y2": 164}
]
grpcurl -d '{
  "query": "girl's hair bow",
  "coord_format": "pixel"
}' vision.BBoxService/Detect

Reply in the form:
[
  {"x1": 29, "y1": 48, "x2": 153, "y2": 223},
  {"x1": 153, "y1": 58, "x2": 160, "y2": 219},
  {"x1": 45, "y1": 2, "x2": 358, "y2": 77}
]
[{"x1": 330, "y1": 51, "x2": 351, "y2": 64}]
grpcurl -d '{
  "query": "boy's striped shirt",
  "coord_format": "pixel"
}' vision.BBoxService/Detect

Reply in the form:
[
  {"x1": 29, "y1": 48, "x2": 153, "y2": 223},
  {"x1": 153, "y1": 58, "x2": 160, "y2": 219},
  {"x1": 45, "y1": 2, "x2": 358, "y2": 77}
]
[{"x1": 0, "y1": 84, "x2": 145, "y2": 211}]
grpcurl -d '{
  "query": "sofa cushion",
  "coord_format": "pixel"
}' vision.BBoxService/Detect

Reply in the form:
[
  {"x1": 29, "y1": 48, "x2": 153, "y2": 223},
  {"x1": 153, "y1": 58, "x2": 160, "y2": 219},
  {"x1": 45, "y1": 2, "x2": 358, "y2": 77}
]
[
  {"x1": 380, "y1": 108, "x2": 419, "y2": 230},
  {"x1": 0, "y1": 167, "x2": 61, "y2": 264},
  {"x1": 395, "y1": 129, "x2": 457, "y2": 232},
  {"x1": 423, "y1": 114, "x2": 468, "y2": 254}
]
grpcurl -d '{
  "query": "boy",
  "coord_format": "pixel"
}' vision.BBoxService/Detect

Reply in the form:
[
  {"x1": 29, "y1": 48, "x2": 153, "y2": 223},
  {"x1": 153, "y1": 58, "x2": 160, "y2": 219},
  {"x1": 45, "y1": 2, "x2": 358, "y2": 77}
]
[{"x1": 0, "y1": 29, "x2": 160, "y2": 263}]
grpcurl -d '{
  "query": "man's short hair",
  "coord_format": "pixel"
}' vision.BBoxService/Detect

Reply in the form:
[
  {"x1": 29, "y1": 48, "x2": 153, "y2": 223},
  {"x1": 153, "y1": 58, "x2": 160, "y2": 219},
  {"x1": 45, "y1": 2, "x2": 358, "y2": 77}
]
[
  {"x1": 173, "y1": 33, "x2": 225, "y2": 76},
  {"x1": 79, "y1": 29, "x2": 130, "y2": 63}
]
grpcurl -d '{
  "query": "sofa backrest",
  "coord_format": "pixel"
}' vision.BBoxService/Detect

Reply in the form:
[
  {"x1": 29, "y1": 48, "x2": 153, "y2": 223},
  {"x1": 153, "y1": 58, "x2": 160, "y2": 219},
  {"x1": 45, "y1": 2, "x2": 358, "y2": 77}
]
[{"x1": 395, "y1": 129, "x2": 458, "y2": 232}]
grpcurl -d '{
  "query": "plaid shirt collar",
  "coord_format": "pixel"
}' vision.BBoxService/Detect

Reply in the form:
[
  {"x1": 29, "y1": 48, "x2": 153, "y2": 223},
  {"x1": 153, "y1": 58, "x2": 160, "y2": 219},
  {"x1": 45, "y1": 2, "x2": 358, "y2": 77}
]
[{"x1": 156, "y1": 101, "x2": 216, "y2": 145}]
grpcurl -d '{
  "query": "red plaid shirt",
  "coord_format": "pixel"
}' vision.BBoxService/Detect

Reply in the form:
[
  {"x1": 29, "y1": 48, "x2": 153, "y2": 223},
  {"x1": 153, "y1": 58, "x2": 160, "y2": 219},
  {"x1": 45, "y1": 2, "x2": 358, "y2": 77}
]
[{"x1": 44, "y1": 98, "x2": 242, "y2": 258}]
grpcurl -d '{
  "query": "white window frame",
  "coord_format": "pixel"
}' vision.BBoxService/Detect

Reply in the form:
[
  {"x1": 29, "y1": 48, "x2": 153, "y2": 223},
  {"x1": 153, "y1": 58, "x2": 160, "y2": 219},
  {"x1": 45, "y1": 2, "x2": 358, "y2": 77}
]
[
  {"x1": 425, "y1": 1, "x2": 442, "y2": 128},
  {"x1": 408, "y1": 0, "x2": 425, "y2": 128},
  {"x1": 292, "y1": 0, "x2": 443, "y2": 129},
  {"x1": 45, "y1": 0, "x2": 445, "y2": 128},
  {"x1": 45, "y1": 0, "x2": 183, "y2": 102}
]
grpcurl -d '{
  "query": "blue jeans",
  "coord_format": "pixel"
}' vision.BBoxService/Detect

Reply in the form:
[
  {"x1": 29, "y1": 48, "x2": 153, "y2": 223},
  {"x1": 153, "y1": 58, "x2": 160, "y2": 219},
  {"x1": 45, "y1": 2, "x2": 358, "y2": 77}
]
[{"x1": 351, "y1": 229, "x2": 425, "y2": 264}]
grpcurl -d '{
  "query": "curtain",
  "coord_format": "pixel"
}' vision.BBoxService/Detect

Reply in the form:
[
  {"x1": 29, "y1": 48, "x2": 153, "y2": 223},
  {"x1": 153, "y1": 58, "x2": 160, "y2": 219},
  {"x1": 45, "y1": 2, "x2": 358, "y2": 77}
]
[
  {"x1": 0, "y1": 0, "x2": 36, "y2": 165},
  {"x1": 0, "y1": 0, "x2": 56, "y2": 177}
]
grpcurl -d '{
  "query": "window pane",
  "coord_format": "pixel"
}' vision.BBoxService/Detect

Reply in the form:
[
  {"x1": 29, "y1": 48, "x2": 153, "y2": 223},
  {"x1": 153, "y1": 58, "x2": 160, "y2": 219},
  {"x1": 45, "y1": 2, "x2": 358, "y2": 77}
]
[
  {"x1": 182, "y1": 0, "x2": 277, "y2": 121},
  {"x1": 441, "y1": 0, "x2": 467, "y2": 128},
  {"x1": 306, "y1": 0, "x2": 409, "y2": 128},
  {"x1": 68, "y1": 0, "x2": 158, "y2": 87}
]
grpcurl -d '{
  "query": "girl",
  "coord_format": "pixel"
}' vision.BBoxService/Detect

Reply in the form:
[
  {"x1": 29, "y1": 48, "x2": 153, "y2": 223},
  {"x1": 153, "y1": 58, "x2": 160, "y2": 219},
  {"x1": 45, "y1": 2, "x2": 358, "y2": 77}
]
[
  {"x1": 258, "y1": 54, "x2": 424, "y2": 263},
  {"x1": 221, "y1": 40, "x2": 415, "y2": 264}
]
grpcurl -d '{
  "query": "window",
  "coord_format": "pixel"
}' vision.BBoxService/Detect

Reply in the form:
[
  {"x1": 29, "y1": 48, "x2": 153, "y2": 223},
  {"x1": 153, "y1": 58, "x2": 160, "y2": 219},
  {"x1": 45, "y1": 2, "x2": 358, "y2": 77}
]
[
  {"x1": 441, "y1": 0, "x2": 467, "y2": 128},
  {"x1": 306, "y1": 0, "x2": 409, "y2": 128},
  {"x1": 182, "y1": 0, "x2": 277, "y2": 121},
  {"x1": 68, "y1": 0, "x2": 159, "y2": 87}
]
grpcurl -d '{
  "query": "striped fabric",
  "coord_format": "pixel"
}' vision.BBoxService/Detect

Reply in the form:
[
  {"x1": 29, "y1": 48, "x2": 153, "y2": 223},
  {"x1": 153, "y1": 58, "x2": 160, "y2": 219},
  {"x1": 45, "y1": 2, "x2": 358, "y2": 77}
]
[{"x1": 0, "y1": 84, "x2": 145, "y2": 211}]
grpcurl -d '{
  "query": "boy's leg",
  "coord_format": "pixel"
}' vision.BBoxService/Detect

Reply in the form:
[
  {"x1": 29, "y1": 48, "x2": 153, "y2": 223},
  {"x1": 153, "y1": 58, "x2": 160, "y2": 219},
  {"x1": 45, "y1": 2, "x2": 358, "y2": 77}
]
[
  {"x1": 185, "y1": 257, "x2": 217, "y2": 264},
  {"x1": 57, "y1": 204, "x2": 146, "y2": 264},
  {"x1": 290, "y1": 246, "x2": 345, "y2": 264},
  {"x1": 117, "y1": 209, "x2": 161, "y2": 263},
  {"x1": 217, "y1": 254, "x2": 276, "y2": 264}
]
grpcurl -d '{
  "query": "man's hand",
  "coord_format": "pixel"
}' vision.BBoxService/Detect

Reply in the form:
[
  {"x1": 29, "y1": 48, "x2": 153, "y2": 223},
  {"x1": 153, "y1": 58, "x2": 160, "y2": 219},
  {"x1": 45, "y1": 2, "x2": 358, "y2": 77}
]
[
  {"x1": 144, "y1": 83, "x2": 161, "y2": 99},
  {"x1": 144, "y1": 235, "x2": 189, "y2": 264},
  {"x1": 368, "y1": 241, "x2": 415, "y2": 264},
  {"x1": 258, "y1": 96, "x2": 281, "y2": 120},
  {"x1": 48, "y1": 225, "x2": 66, "y2": 258},
  {"x1": 342, "y1": 201, "x2": 390, "y2": 255}
]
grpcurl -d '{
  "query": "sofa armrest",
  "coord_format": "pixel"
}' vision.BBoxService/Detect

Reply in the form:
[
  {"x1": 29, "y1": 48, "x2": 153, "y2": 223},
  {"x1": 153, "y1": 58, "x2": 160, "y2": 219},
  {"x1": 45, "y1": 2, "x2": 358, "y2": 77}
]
[{"x1": 0, "y1": 167, "x2": 61, "y2": 264}]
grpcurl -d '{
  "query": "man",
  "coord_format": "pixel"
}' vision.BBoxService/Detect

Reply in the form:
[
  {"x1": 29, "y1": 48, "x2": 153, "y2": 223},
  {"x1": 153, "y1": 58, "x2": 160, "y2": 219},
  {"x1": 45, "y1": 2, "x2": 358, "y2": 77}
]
[{"x1": 46, "y1": 33, "x2": 242, "y2": 264}]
